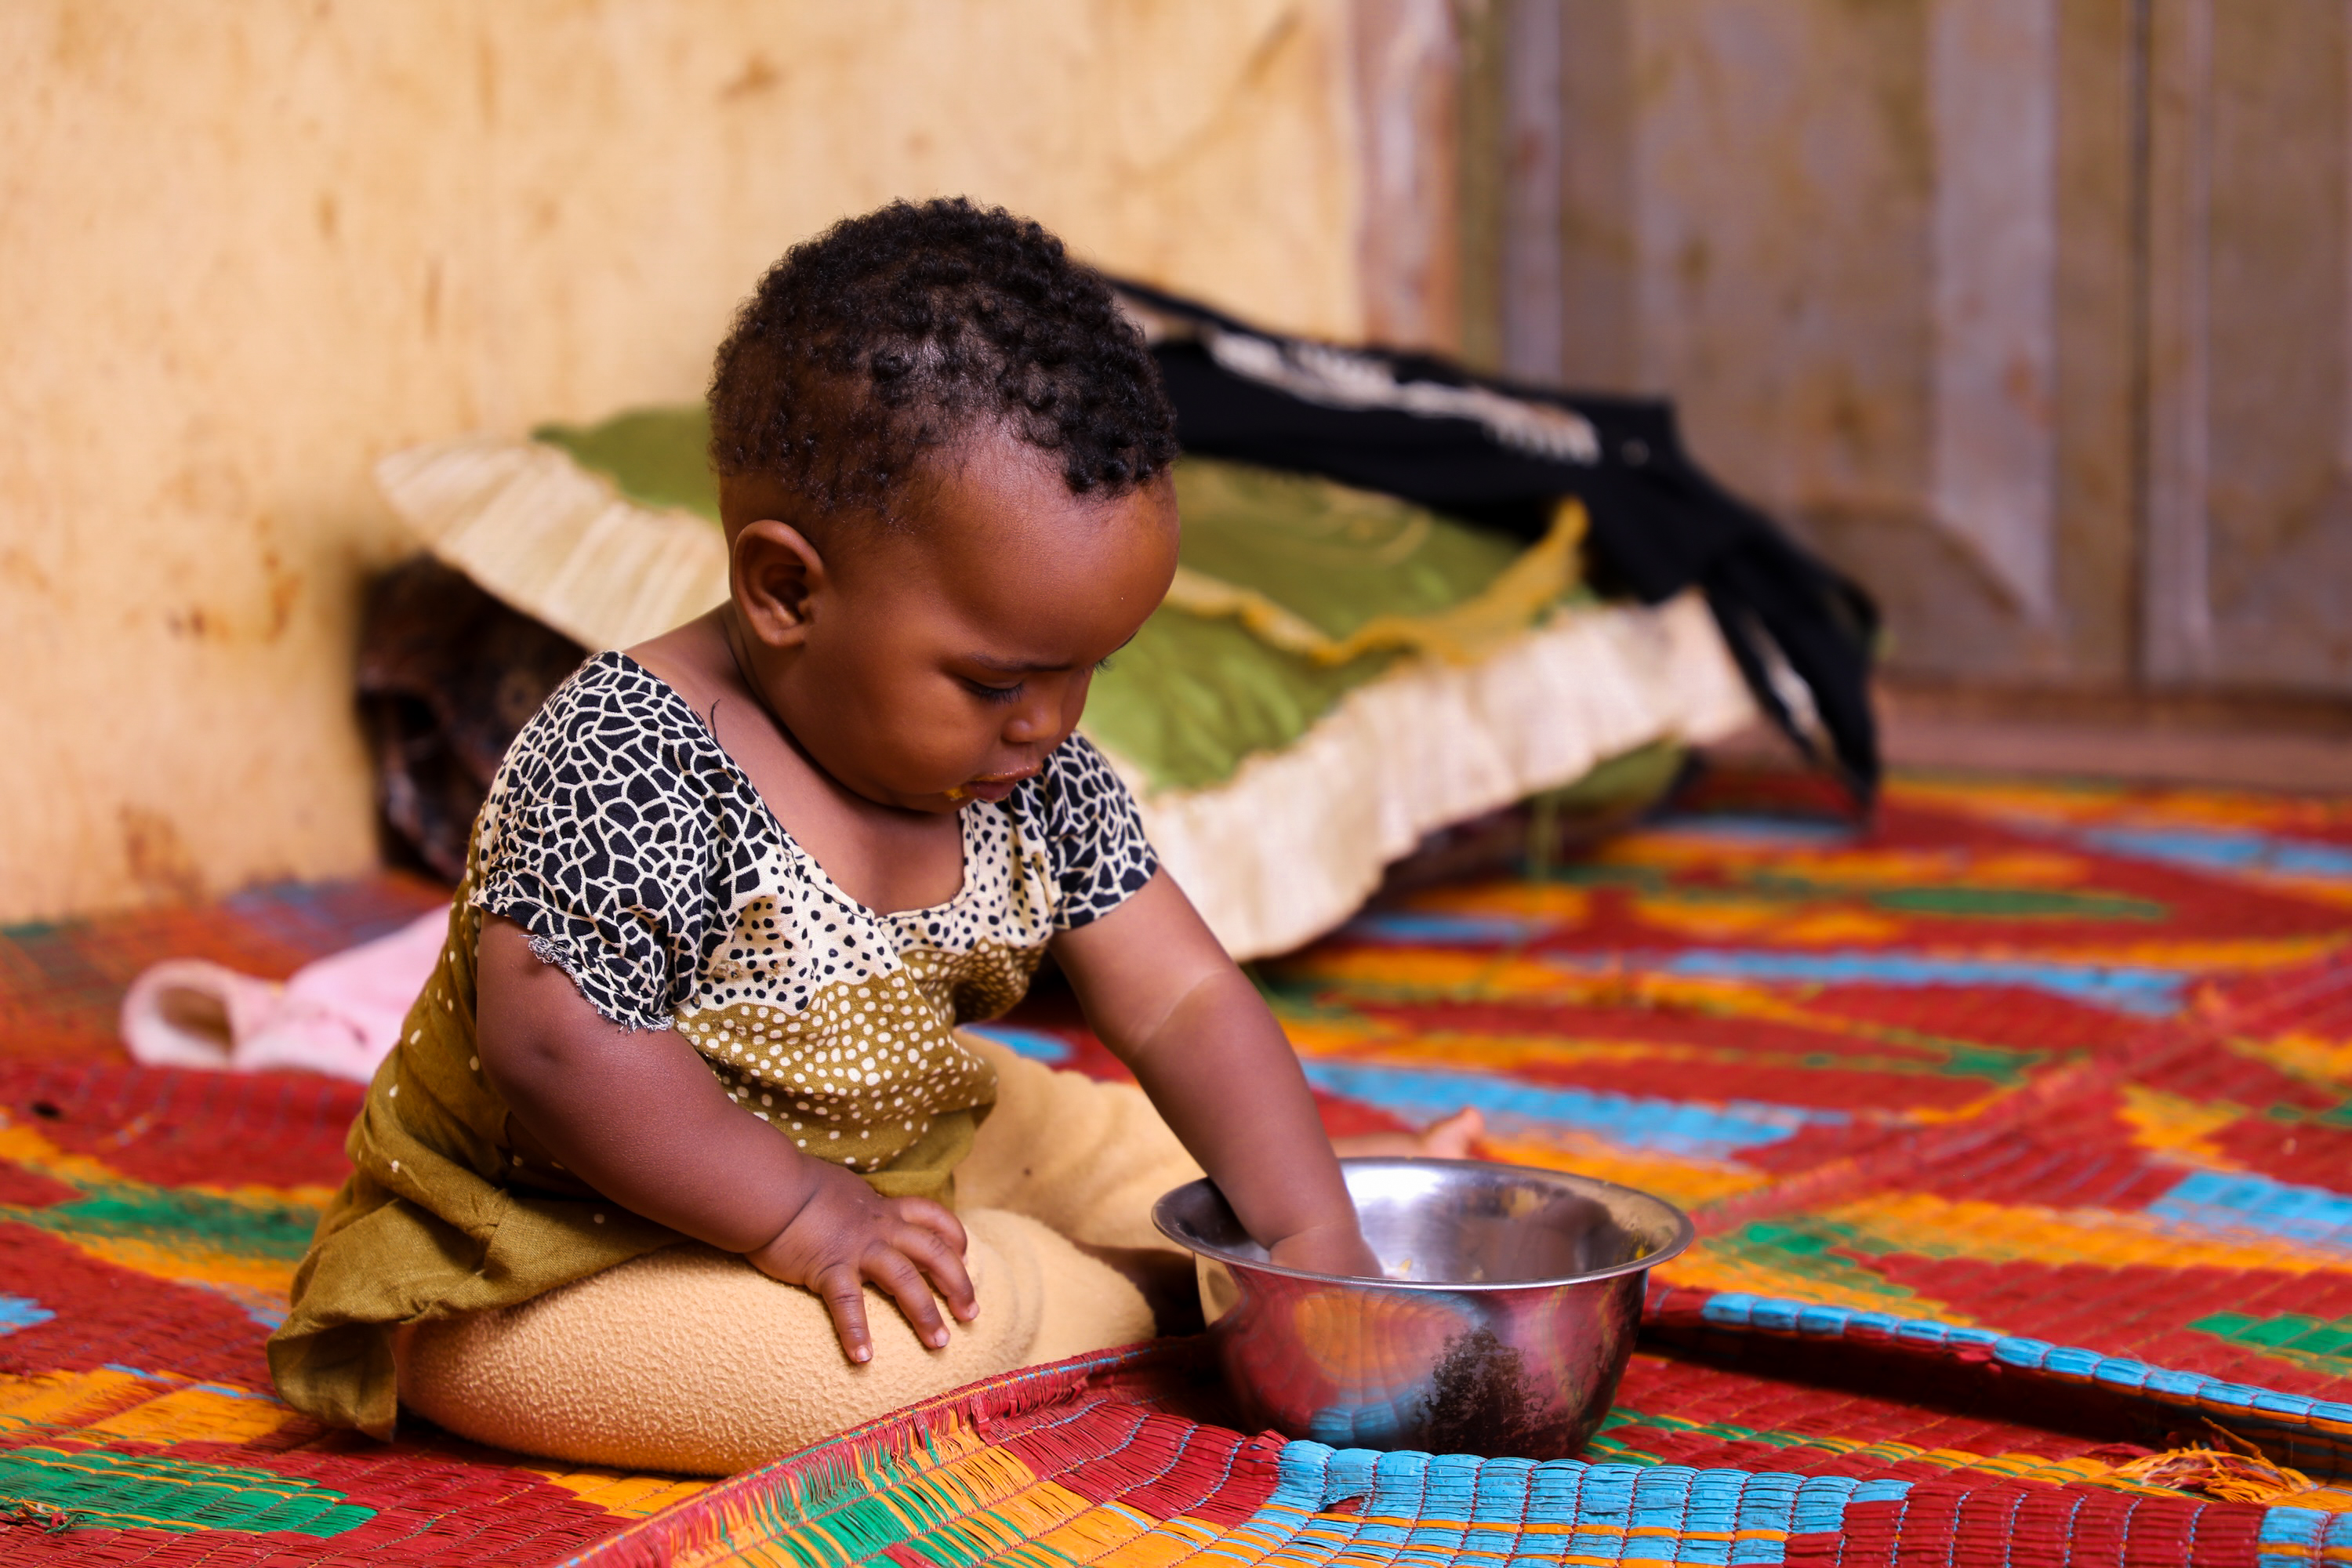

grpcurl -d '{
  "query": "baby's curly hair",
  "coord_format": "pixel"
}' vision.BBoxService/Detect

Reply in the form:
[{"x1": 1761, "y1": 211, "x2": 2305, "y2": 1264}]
[{"x1": 710, "y1": 198, "x2": 1178, "y2": 523}]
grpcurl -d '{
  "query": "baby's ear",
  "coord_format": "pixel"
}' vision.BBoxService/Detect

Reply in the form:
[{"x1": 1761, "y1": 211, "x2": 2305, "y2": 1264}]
[{"x1": 731, "y1": 519, "x2": 826, "y2": 647}]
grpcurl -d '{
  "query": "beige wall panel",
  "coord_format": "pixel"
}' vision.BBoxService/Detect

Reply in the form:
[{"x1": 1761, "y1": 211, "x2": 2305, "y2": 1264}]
[
  {"x1": 2143, "y1": 0, "x2": 2352, "y2": 691},
  {"x1": 1617, "y1": 1, "x2": 2073, "y2": 677},
  {"x1": 1553, "y1": 0, "x2": 1636, "y2": 389},
  {"x1": 2049, "y1": 0, "x2": 2138, "y2": 682},
  {"x1": 0, "y1": 0, "x2": 1367, "y2": 922},
  {"x1": 1543, "y1": 0, "x2": 2145, "y2": 681},
  {"x1": 1351, "y1": 0, "x2": 1463, "y2": 351},
  {"x1": 2200, "y1": 0, "x2": 2352, "y2": 688},
  {"x1": 1627, "y1": 1, "x2": 1936, "y2": 524}
]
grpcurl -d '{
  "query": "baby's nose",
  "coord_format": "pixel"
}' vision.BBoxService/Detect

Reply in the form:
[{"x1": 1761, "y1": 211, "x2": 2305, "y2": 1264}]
[{"x1": 1000, "y1": 697, "x2": 1057, "y2": 745}]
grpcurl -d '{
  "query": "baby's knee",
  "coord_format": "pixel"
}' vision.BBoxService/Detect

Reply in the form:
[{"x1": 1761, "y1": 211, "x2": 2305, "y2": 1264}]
[
  {"x1": 397, "y1": 1236, "x2": 1020, "y2": 1472},
  {"x1": 397, "y1": 1210, "x2": 1152, "y2": 1475}
]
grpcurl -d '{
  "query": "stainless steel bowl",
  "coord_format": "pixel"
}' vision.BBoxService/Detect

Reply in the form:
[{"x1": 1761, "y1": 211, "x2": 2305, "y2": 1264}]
[{"x1": 1152, "y1": 1158, "x2": 1692, "y2": 1458}]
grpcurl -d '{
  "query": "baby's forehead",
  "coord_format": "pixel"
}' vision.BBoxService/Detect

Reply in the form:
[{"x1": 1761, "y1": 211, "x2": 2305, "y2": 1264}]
[
  {"x1": 901, "y1": 481, "x2": 1165, "y2": 575},
  {"x1": 914, "y1": 432, "x2": 1169, "y2": 529},
  {"x1": 885, "y1": 460, "x2": 1174, "y2": 605}
]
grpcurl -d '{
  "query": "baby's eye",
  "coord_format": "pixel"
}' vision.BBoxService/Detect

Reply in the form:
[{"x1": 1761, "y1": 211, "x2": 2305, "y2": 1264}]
[
  {"x1": 1093, "y1": 655, "x2": 1114, "y2": 673},
  {"x1": 965, "y1": 679, "x2": 1024, "y2": 705}
]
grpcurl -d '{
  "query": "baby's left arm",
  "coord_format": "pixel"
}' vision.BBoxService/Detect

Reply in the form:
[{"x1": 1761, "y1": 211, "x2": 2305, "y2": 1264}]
[{"x1": 1052, "y1": 870, "x2": 1376, "y2": 1276}]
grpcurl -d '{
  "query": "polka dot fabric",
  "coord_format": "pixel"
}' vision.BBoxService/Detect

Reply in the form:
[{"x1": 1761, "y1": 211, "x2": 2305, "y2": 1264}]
[{"x1": 473, "y1": 653, "x2": 1157, "y2": 1173}]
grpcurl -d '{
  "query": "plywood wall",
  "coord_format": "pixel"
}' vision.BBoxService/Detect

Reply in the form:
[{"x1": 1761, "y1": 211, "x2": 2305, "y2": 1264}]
[
  {"x1": 0, "y1": 0, "x2": 1376, "y2": 922},
  {"x1": 1496, "y1": 0, "x2": 2352, "y2": 698}
]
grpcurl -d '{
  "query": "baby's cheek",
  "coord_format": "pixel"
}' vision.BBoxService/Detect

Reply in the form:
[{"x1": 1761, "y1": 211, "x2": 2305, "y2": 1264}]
[
  {"x1": 815, "y1": 666, "x2": 960, "y2": 781},
  {"x1": 1058, "y1": 672, "x2": 1094, "y2": 731},
  {"x1": 886, "y1": 690, "x2": 994, "y2": 775},
  {"x1": 877, "y1": 734, "x2": 988, "y2": 807}
]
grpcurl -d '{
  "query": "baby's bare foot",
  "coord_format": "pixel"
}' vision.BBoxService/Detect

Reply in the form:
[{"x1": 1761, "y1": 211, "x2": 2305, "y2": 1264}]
[
  {"x1": 1334, "y1": 1108, "x2": 1486, "y2": 1160},
  {"x1": 1416, "y1": 1107, "x2": 1484, "y2": 1159}
]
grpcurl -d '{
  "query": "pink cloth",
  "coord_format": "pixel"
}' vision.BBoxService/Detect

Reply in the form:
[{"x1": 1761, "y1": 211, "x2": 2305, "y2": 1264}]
[{"x1": 118, "y1": 909, "x2": 449, "y2": 1082}]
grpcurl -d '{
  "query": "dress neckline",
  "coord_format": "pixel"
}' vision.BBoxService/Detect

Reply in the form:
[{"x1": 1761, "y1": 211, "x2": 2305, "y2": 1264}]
[{"x1": 601, "y1": 651, "x2": 984, "y2": 925}]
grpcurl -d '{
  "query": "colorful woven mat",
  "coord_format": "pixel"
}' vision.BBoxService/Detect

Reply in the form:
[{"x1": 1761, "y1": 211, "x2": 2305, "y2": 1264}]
[
  {"x1": 1, "y1": 768, "x2": 2350, "y2": 1563},
  {"x1": 571, "y1": 1335, "x2": 2341, "y2": 1568},
  {"x1": 0, "y1": 873, "x2": 448, "y2": 1064},
  {"x1": 0, "y1": 877, "x2": 715, "y2": 1562}
]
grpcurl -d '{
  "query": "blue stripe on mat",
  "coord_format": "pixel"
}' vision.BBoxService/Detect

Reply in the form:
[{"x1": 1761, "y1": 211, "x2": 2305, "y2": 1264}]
[
  {"x1": 1630, "y1": 949, "x2": 2187, "y2": 1016},
  {"x1": 1229, "y1": 1441, "x2": 1910, "y2": 1566},
  {"x1": 0, "y1": 1297, "x2": 51, "y2": 1335},
  {"x1": 2151, "y1": 1169, "x2": 2352, "y2": 1251},
  {"x1": 2081, "y1": 826, "x2": 2352, "y2": 886},
  {"x1": 1298, "y1": 1060, "x2": 1842, "y2": 1160}
]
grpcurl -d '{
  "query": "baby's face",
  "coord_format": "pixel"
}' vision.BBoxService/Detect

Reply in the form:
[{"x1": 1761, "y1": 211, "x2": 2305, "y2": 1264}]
[{"x1": 722, "y1": 432, "x2": 1179, "y2": 813}]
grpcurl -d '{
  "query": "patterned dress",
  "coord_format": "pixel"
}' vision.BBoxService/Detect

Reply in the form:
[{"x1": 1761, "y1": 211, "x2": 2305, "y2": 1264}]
[
  {"x1": 269, "y1": 653, "x2": 1160, "y2": 1436},
  {"x1": 477, "y1": 652, "x2": 1157, "y2": 1173}
]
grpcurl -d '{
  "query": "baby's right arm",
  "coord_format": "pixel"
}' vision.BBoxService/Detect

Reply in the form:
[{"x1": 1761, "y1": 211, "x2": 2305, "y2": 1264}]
[{"x1": 474, "y1": 915, "x2": 977, "y2": 1363}]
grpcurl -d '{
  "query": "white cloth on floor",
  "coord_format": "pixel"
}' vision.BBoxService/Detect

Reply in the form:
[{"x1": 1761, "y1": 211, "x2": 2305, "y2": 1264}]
[{"x1": 118, "y1": 909, "x2": 447, "y2": 1081}]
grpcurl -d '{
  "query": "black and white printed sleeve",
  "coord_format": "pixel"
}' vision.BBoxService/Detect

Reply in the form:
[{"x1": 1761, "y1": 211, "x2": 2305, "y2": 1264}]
[
  {"x1": 1039, "y1": 734, "x2": 1160, "y2": 931},
  {"x1": 471, "y1": 655, "x2": 736, "y2": 1032}
]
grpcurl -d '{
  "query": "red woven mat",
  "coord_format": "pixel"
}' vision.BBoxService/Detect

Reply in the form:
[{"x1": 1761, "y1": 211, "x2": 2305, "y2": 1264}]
[
  {"x1": 0, "y1": 874, "x2": 448, "y2": 1064},
  {"x1": 571, "y1": 1334, "x2": 2331, "y2": 1568},
  {"x1": 1252, "y1": 771, "x2": 2352, "y2": 1406},
  {"x1": 0, "y1": 877, "x2": 712, "y2": 1561},
  {"x1": 1, "y1": 768, "x2": 2348, "y2": 1563}
]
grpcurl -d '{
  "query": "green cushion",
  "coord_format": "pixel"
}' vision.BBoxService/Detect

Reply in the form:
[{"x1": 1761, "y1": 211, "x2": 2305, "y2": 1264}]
[
  {"x1": 531, "y1": 407, "x2": 1590, "y2": 792},
  {"x1": 535, "y1": 406, "x2": 722, "y2": 522}
]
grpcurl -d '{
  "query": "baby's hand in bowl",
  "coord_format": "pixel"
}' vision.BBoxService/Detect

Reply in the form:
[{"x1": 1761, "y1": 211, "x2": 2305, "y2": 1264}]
[
  {"x1": 748, "y1": 1161, "x2": 975, "y2": 1363},
  {"x1": 1269, "y1": 1218, "x2": 1382, "y2": 1279}
]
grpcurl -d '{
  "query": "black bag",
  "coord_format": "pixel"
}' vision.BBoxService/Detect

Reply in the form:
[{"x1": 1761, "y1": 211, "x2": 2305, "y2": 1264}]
[{"x1": 1113, "y1": 279, "x2": 1882, "y2": 803}]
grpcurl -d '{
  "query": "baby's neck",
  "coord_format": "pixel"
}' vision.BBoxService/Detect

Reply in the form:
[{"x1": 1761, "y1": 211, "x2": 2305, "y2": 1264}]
[{"x1": 627, "y1": 617, "x2": 967, "y2": 916}]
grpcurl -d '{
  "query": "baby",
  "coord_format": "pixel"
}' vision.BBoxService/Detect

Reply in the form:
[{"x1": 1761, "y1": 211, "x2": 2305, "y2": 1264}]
[{"x1": 271, "y1": 199, "x2": 1473, "y2": 1475}]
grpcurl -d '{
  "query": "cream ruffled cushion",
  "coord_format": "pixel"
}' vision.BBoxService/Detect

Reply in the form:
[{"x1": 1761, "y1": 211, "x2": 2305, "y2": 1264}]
[{"x1": 376, "y1": 436, "x2": 1755, "y2": 960}]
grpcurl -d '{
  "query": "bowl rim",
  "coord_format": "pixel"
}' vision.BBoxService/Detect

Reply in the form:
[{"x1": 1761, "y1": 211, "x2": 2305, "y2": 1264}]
[{"x1": 1151, "y1": 1155, "x2": 1697, "y2": 1291}]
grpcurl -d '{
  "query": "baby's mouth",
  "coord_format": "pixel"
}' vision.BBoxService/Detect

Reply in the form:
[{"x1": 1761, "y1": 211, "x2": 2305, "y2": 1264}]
[{"x1": 947, "y1": 768, "x2": 1037, "y2": 804}]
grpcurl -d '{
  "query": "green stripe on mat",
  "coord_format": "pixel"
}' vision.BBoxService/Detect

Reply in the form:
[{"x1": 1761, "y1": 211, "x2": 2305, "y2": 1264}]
[{"x1": 0, "y1": 1446, "x2": 372, "y2": 1536}]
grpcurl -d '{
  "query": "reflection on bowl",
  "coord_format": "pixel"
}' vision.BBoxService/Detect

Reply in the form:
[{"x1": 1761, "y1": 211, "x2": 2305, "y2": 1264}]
[{"x1": 1153, "y1": 1158, "x2": 1693, "y2": 1458}]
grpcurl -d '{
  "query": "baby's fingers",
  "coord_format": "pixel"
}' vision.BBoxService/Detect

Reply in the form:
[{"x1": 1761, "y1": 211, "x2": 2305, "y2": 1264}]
[
  {"x1": 816, "y1": 1264, "x2": 876, "y2": 1365},
  {"x1": 893, "y1": 1196, "x2": 968, "y2": 1254},
  {"x1": 867, "y1": 1247, "x2": 952, "y2": 1350},
  {"x1": 896, "y1": 1219, "x2": 978, "y2": 1323}
]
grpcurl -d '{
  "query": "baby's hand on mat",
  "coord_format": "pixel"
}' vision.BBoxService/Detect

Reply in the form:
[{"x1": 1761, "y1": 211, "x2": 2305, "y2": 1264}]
[{"x1": 748, "y1": 1163, "x2": 977, "y2": 1364}]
